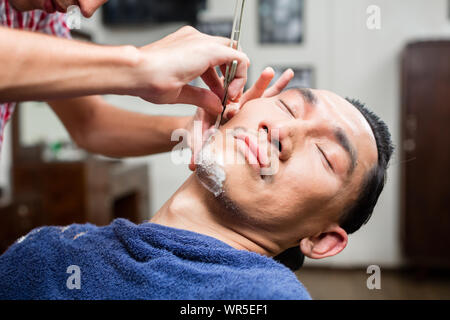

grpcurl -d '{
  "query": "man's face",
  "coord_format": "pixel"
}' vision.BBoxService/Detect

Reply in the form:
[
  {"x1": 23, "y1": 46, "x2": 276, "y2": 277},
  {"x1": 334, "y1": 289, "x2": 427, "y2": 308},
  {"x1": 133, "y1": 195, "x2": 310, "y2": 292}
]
[
  {"x1": 10, "y1": 0, "x2": 107, "y2": 17},
  {"x1": 197, "y1": 89, "x2": 378, "y2": 245}
]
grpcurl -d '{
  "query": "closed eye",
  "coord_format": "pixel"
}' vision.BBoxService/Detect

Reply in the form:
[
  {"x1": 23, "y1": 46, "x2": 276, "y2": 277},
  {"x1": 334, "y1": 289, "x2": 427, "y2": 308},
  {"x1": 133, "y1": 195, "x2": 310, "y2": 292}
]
[
  {"x1": 317, "y1": 145, "x2": 334, "y2": 171},
  {"x1": 277, "y1": 99, "x2": 296, "y2": 118}
]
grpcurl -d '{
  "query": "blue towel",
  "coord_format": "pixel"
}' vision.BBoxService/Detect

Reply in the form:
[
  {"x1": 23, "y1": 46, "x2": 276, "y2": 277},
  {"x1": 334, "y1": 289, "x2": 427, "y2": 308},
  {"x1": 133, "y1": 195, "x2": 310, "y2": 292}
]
[{"x1": 0, "y1": 218, "x2": 311, "y2": 300}]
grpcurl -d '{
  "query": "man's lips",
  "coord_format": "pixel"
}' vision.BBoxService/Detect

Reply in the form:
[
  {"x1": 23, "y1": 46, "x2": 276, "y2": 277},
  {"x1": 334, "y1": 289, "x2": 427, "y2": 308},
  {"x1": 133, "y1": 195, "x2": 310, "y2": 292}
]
[{"x1": 234, "y1": 132, "x2": 272, "y2": 171}]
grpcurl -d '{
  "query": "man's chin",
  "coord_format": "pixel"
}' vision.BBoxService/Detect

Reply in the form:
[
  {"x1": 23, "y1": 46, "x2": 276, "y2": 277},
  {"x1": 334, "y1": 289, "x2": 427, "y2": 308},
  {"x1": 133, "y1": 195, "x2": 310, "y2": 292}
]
[
  {"x1": 195, "y1": 140, "x2": 226, "y2": 198},
  {"x1": 195, "y1": 164, "x2": 225, "y2": 198}
]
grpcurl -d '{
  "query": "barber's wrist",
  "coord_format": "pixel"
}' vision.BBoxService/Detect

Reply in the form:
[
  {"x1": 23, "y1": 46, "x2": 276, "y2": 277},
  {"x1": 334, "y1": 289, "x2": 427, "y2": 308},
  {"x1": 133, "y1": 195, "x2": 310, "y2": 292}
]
[
  {"x1": 148, "y1": 116, "x2": 192, "y2": 154},
  {"x1": 177, "y1": 116, "x2": 192, "y2": 130},
  {"x1": 108, "y1": 44, "x2": 143, "y2": 96},
  {"x1": 168, "y1": 116, "x2": 192, "y2": 150}
]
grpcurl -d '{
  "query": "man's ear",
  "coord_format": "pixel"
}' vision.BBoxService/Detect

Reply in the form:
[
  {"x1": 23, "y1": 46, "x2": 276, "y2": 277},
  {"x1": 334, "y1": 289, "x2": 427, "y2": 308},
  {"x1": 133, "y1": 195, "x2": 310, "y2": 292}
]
[{"x1": 299, "y1": 224, "x2": 348, "y2": 259}]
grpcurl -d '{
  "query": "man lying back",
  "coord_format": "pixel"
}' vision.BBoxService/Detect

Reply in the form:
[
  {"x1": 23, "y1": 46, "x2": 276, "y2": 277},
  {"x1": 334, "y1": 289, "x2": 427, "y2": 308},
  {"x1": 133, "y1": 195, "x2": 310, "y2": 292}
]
[{"x1": 0, "y1": 86, "x2": 393, "y2": 300}]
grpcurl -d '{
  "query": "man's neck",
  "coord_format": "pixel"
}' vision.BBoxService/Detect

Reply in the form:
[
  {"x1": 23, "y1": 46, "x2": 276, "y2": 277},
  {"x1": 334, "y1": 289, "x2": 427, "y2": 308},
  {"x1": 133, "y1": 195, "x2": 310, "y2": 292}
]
[{"x1": 150, "y1": 174, "x2": 283, "y2": 256}]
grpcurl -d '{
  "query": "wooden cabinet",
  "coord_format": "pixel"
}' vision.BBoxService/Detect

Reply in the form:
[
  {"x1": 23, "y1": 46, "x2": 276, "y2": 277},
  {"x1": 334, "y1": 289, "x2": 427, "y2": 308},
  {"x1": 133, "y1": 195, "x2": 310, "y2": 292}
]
[
  {"x1": 0, "y1": 103, "x2": 151, "y2": 254},
  {"x1": 0, "y1": 160, "x2": 150, "y2": 253},
  {"x1": 401, "y1": 41, "x2": 450, "y2": 268},
  {"x1": 0, "y1": 198, "x2": 42, "y2": 252}
]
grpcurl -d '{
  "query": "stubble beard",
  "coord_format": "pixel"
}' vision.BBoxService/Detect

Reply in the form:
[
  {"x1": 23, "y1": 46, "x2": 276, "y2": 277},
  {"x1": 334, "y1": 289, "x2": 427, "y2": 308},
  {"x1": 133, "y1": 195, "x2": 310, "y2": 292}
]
[{"x1": 195, "y1": 137, "x2": 248, "y2": 223}]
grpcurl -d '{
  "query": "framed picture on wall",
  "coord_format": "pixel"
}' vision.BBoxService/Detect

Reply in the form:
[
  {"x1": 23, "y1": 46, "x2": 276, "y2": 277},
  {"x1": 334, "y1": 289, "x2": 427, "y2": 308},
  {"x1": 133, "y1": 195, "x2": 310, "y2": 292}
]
[
  {"x1": 259, "y1": 0, "x2": 304, "y2": 44},
  {"x1": 102, "y1": 0, "x2": 206, "y2": 26},
  {"x1": 270, "y1": 66, "x2": 315, "y2": 89},
  {"x1": 196, "y1": 20, "x2": 233, "y2": 38}
]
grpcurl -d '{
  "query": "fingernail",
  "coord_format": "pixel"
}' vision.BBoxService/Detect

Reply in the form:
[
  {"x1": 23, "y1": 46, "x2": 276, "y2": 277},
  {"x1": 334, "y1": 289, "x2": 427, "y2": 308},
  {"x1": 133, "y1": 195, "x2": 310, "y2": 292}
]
[{"x1": 230, "y1": 89, "x2": 239, "y2": 101}]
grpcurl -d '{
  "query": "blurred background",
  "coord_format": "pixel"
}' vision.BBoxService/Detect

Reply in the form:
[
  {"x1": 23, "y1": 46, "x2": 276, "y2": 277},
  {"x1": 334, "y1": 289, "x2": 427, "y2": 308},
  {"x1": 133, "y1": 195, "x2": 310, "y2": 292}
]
[{"x1": 1, "y1": 0, "x2": 449, "y2": 299}]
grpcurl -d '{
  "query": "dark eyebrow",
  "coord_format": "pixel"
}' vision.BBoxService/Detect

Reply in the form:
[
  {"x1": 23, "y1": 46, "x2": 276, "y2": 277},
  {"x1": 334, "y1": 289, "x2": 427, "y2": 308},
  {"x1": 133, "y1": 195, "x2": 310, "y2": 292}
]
[
  {"x1": 334, "y1": 127, "x2": 358, "y2": 177},
  {"x1": 293, "y1": 88, "x2": 318, "y2": 105}
]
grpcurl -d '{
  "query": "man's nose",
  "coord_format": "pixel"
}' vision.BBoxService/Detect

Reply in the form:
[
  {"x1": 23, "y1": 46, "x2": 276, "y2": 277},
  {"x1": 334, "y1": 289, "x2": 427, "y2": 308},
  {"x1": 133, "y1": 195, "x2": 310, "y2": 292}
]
[{"x1": 258, "y1": 120, "x2": 295, "y2": 161}]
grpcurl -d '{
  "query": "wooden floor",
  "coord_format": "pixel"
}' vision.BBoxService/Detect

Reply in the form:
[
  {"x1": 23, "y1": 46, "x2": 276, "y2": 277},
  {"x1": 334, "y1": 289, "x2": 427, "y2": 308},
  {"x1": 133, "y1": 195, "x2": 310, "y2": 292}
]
[{"x1": 295, "y1": 267, "x2": 450, "y2": 300}]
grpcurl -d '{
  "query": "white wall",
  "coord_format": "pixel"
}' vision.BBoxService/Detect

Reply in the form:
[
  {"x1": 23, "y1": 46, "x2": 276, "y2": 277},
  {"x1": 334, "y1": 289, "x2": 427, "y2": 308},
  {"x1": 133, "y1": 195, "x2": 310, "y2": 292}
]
[
  {"x1": 0, "y1": 124, "x2": 11, "y2": 202},
  {"x1": 1, "y1": 0, "x2": 449, "y2": 267},
  {"x1": 309, "y1": 0, "x2": 450, "y2": 268}
]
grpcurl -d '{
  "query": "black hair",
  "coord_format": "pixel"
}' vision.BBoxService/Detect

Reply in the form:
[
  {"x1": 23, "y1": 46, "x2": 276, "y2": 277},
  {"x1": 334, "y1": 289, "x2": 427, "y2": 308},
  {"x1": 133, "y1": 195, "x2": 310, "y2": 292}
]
[
  {"x1": 339, "y1": 98, "x2": 394, "y2": 234},
  {"x1": 275, "y1": 98, "x2": 394, "y2": 271}
]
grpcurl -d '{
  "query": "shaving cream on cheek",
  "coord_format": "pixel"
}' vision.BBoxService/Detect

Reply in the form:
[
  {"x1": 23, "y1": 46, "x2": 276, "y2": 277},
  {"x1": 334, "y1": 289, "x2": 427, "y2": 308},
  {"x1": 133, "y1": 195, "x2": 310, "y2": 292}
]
[{"x1": 196, "y1": 139, "x2": 226, "y2": 198}]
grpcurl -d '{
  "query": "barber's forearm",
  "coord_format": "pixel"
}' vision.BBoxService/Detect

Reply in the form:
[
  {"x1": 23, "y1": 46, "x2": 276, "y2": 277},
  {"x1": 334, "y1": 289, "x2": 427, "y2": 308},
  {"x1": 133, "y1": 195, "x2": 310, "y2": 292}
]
[
  {"x1": 49, "y1": 96, "x2": 190, "y2": 157},
  {"x1": 0, "y1": 27, "x2": 139, "y2": 102},
  {"x1": 80, "y1": 112, "x2": 190, "y2": 158}
]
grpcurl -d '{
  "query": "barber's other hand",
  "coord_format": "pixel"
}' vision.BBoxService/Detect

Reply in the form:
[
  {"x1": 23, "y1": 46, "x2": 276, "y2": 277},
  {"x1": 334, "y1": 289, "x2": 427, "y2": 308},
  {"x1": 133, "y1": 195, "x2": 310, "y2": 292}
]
[
  {"x1": 132, "y1": 26, "x2": 250, "y2": 115},
  {"x1": 187, "y1": 67, "x2": 295, "y2": 171},
  {"x1": 223, "y1": 67, "x2": 294, "y2": 121}
]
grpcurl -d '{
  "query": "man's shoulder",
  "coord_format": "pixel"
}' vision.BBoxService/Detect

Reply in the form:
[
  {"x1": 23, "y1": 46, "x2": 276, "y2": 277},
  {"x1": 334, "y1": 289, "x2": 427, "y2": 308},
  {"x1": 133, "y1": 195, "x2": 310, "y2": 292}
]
[
  {"x1": 0, "y1": 222, "x2": 108, "y2": 268},
  {"x1": 0, "y1": 222, "x2": 112, "y2": 299},
  {"x1": 196, "y1": 250, "x2": 311, "y2": 300},
  {"x1": 229, "y1": 261, "x2": 312, "y2": 300},
  {"x1": 7, "y1": 222, "x2": 102, "y2": 247}
]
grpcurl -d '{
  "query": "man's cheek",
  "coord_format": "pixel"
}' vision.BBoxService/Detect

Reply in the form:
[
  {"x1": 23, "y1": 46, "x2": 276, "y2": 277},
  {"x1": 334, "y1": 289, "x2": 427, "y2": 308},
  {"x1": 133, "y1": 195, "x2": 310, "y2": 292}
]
[{"x1": 227, "y1": 108, "x2": 261, "y2": 130}]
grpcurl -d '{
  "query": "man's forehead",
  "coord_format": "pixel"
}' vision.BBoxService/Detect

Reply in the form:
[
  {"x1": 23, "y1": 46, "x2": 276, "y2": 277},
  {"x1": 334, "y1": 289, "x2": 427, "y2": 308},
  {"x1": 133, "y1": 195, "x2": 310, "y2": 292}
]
[
  {"x1": 282, "y1": 88, "x2": 375, "y2": 141},
  {"x1": 281, "y1": 88, "x2": 378, "y2": 171}
]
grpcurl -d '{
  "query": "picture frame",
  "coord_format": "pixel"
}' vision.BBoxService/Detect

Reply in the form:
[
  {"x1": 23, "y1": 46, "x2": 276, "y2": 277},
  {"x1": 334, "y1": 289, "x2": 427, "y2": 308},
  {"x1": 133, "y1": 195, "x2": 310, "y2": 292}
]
[
  {"x1": 259, "y1": 0, "x2": 304, "y2": 44},
  {"x1": 102, "y1": 0, "x2": 206, "y2": 26},
  {"x1": 196, "y1": 20, "x2": 233, "y2": 38},
  {"x1": 270, "y1": 66, "x2": 315, "y2": 89}
]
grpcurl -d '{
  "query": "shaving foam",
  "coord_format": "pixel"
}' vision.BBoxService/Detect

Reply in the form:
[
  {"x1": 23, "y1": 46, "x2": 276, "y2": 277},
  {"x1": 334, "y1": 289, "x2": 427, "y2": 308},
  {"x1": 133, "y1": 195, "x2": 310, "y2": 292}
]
[{"x1": 196, "y1": 138, "x2": 226, "y2": 197}]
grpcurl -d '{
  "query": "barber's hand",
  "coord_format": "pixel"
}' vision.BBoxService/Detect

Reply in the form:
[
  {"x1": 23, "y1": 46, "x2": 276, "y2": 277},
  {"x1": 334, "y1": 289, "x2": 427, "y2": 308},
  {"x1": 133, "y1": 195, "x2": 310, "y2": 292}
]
[
  {"x1": 133, "y1": 26, "x2": 250, "y2": 115},
  {"x1": 222, "y1": 67, "x2": 294, "y2": 121},
  {"x1": 187, "y1": 67, "x2": 295, "y2": 171}
]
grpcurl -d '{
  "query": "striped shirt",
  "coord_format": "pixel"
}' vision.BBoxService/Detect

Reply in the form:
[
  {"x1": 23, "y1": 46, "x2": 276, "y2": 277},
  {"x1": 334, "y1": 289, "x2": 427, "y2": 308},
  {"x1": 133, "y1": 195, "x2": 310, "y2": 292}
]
[{"x1": 0, "y1": 0, "x2": 71, "y2": 154}]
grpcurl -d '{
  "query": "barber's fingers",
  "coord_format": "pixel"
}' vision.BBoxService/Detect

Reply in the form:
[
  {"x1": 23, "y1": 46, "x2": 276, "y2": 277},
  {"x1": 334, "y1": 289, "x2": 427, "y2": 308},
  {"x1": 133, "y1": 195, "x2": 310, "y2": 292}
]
[
  {"x1": 224, "y1": 67, "x2": 275, "y2": 121},
  {"x1": 223, "y1": 102, "x2": 240, "y2": 121},
  {"x1": 175, "y1": 85, "x2": 223, "y2": 115},
  {"x1": 239, "y1": 67, "x2": 275, "y2": 107},
  {"x1": 188, "y1": 109, "x2": 217, "y2": 172},
  {"x1": 206, "y1": 46, "x2": 250, "y2": 102},
  {"x1": 204, "y1": 37, "x2": 249, "y2": 102},
  {"x1": 263, "y1": 68, "x2": 294, "y2": 98},
  {"x1": 211, "y1": 35, "x2": 238, "y2": 46},
  {"x1": 206, "y1": 44, "x2": 250, "y2": 75},
  {"x1": 201, "y1": 67, "x2": 224, "y2": 101},
  {"x1": 251, "y1": 67, "x2": 276, "y2": 97},
  {"x1": 227, "y1": 78, "x2": 246, "y2": 103},
  {"x1": 189, "y1": 154, "x2": 196, "y2": 172},
  {"x1": 225, "y1": 68, "x2": 294, "y2": 121}
]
